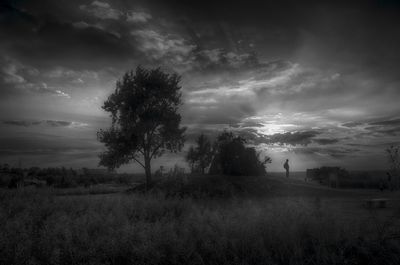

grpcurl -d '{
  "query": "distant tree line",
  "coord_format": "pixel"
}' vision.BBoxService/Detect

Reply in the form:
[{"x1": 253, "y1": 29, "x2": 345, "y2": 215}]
[{"x1": 0, "y1": 165, "x2": 130, "y2": 189}]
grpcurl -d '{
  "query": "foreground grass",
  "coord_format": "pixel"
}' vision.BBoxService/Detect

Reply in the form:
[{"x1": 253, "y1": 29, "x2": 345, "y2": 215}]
[{"x1": 0, "y1": 188, "x2": 399, "y2": 265}]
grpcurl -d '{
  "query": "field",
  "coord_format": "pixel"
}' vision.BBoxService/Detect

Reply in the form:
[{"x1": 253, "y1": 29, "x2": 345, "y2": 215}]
[{"x1": 1, "y1": 174, "x2": 400, "y2": 265}]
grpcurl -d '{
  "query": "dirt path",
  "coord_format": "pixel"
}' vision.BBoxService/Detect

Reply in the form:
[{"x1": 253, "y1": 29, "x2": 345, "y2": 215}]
[{"x1": 268, "y1": 174, "x2": 400, "y2": 200}]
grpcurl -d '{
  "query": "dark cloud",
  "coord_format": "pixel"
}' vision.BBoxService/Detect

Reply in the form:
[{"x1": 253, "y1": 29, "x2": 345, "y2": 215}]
[
  {"x1": 230, "y1": 121, "x2": 265, "y2": 128},
  {"x1": 232, "y1": 128, "x2": 334, "y2": 147},
  {"x1": 0, "y1": 1, "x2": 264, "y2": 78},
  {"x1": 191, "y1": 49, "x2": 259, "y2": 72},
  {"x1": 312, "y1": 138, "x2": 339, "y2": 145},
  {"x1": 361, "y1": 117, "x2": 400, "y2": 136},
  {"x1": 2, "y1": 120, "x2": 87, "y2": 127},
  {"x1": 0, "y1": 4, "x2": 133, "y2": 70},
  {"x1": 293, "y1": 146, "x2": 360, "y2": 158},
  {"x1": 341, "y1": 117, "x2": 400, "y2": 132},
  {"x1": 268, "y1": 131, "x2": 320, "y2": 146},
  {"x1": 341, "y1": 121, "x2": 364, "y2": 127},
  {"x1": 0, "y1": 134, "x2": 99, "y2": 151},
  {"x1": 366, "y1": 126, "x2": 400, "y2": 136},
  {"x1": 3, "y1": 120, "x2": 40, "y2": 127},
  {"x1": 0, "y1": 148, "x2": 97, "y2": 157},
  {"x1": 45, "y1": 120, "x2": 73, "y2": 127},
  {"x1": 129, "y1": 28, "x2": 261, "y2": 73},
  {"x1": 369, "y1": 118, "x2": 400, "y2": 126},
  {"x1": 24, "y1": 20, "x2": 132, "y2": 68}
]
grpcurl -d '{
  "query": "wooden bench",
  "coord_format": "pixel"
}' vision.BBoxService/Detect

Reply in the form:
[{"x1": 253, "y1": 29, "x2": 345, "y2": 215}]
[{"x1": 365, "y1": 198, "x2": 388, "y2": 209}]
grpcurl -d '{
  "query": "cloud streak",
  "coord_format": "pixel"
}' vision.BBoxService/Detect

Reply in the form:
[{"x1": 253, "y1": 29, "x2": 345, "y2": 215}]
[{"x1": 3, "y1": 120, "x2": 88, "y2": 128}]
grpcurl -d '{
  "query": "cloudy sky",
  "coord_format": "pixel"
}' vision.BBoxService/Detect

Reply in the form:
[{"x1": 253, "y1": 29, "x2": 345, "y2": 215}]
[{"x1": 1, "y1": 0, "x2": 400, "y2": 172}]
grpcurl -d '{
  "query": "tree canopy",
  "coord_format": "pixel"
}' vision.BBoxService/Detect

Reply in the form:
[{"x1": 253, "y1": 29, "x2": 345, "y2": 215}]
[
  {"x1": 97, "y1": 66, "x2": 186, "y2": 189},
  {"x1": 209, "y1": 131, "x2": 271, "y2": 176}
]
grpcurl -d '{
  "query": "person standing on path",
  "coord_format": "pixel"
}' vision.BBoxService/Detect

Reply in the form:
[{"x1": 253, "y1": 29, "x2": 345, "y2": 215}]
[{"x1": 284, "y1": 159, "x2": 289, "y2": 178}]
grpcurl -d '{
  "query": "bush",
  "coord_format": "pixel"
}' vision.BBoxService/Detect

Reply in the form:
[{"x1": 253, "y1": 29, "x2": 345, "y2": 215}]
[{"x1": 209, "y1": 132, "x2": 269, "y2": 176}]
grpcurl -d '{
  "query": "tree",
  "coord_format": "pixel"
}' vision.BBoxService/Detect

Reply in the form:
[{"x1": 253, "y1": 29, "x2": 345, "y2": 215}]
[
  {"x1": 209, "y1": 131, "x2": 271, "y2": 176},
  {"x1": 185, "y1": 146, "x2": 197, "y2": 173},
  {"x1": 217, "y1": 132, "x2": 246, "y2": 175},
  {"x1": 97, "y1": 66, "x2": 186, "y2": 190},
  {"x1": 185, "y1": 134, "x2": 213, "y2": 174}
]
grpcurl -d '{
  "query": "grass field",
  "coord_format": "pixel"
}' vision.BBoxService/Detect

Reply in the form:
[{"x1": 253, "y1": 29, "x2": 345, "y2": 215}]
[{"x1": 1, "y1": 174, "x2": 400, "y2": 265}]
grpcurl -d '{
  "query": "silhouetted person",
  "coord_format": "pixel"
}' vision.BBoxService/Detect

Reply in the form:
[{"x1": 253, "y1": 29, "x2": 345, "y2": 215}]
[{"x1": 284, "y1": 159, "x2": 289, "y2": 178}]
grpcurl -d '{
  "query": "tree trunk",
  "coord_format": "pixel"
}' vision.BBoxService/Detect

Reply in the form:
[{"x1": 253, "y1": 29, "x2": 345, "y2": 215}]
[
  {"x1": 200, "y1": 160, "x2": 205, "y2": 175},
  {"x1": 144, "y1": 156, "x2": 152, "y2": 191}
]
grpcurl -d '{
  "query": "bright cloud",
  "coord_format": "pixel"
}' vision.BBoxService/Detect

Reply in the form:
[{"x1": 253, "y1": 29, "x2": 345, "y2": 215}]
[{"x1": 80, "y1": 1, "x2": 122, "y2": 20}]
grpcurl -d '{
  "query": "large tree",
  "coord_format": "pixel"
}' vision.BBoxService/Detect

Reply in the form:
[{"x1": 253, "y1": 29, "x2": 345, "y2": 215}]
[{"x1": 97, "y1": 66, "x2": 186, "y2": 190}]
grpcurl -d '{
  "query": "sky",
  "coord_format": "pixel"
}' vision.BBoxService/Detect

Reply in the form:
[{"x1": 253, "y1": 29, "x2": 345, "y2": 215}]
[{"x1": 1, "y1": 0, "x2": 400, "y2": 172}]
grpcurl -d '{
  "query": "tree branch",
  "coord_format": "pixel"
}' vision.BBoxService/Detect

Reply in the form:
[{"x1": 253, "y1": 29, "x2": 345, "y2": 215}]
[
  {"x1": 150, "y1": 142, "x2": 164, "y2": 159},
  {"x1": 138, "y1": 148, "x2": 145, "y2": 156},
  {"x1": 132, "y1": 157, "x2": 145, "y2": 168},
  {"x1": 148, "y1": 123, "x2": 160, "y2": 140}
]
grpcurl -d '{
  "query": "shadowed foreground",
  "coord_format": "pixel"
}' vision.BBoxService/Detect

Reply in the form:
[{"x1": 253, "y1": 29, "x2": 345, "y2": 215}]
[{"x1": 1, "y1": 181, "x2": 400, "y2": 265}]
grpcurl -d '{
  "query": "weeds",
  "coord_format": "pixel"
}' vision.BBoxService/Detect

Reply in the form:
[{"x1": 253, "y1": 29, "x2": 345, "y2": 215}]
[{"x1": 0, "y1": 188, "x2": 399, "y2": 265}]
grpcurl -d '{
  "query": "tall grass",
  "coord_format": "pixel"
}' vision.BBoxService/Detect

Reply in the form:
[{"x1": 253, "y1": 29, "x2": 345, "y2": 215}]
[{"x1": 0, "y1": 188, "x2": 399, "y2": 265}]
